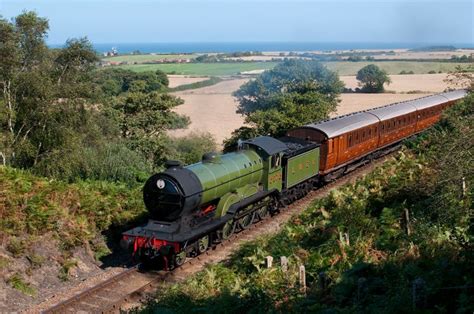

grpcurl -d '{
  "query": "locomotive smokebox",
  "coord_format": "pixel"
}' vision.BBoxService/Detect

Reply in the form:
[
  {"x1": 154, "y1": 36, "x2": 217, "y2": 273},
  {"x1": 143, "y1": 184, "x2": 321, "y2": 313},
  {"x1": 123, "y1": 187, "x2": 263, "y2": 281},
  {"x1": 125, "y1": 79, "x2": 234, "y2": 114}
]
[{"x1": 143, "y1": 166, "x2": 203, "y2": 221}]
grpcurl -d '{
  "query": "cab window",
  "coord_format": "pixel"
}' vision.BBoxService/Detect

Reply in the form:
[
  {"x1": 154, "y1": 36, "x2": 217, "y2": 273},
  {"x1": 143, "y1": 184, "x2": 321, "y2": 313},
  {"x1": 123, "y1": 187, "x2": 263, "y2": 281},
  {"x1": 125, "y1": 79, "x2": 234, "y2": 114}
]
[{"x1": 271, "y1": 154, "x2": 281, "y2": 168}]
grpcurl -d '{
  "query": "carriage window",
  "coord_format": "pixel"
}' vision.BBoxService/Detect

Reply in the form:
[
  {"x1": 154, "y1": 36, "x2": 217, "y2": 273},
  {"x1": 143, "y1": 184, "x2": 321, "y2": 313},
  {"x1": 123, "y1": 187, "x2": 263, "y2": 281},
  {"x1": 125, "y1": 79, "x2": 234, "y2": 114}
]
[{"x1": 348, "y1": 135, "x2": 352, "y2": 147}]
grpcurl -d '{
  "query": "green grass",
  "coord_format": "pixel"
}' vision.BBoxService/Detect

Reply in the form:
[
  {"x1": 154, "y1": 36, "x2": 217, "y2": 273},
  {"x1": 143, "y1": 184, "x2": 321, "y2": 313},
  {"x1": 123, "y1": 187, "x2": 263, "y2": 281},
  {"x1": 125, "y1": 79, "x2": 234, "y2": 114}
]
[
  {"x1": 115, "y1": 62, "x2": 280, "y2": 76},
  {"x1": 323, "y1": 61, "x2": 467, "y2": 75},
  {"x1": 8, "y1": 274, "x2": 36, "y2": 296},
  {"x1": 103, "y1": 54, "x2": 197, "y2": 63}
]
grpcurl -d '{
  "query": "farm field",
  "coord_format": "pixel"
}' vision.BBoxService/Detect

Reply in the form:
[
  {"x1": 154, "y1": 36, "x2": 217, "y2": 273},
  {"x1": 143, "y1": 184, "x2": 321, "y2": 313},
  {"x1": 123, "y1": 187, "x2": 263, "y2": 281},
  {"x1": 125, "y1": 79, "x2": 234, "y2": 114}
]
[
  {"x1": 102, "y1": 53, "x2": 197, "y2": 63},
  {"x1": 169, "y1": 79, "x2": 248, "y2": 144},
  {"x1": 167, "y1": 75, "x2": 209, "y2": 88},
  {"x1": 340, "y1": 73, "x2": 450, "y2": 93},
  {"x1": 169, "y1": 73, "x2": 451, "y2": 145},
  {"x1": 336, "y1": 93, "x2": 427, "y2": 115},
  {"x1": 323, "y1": 61, "x2": 466, "y2": 75},
  {"x1": 116, "y1": 62, "x2": 280, "y2": 75}
]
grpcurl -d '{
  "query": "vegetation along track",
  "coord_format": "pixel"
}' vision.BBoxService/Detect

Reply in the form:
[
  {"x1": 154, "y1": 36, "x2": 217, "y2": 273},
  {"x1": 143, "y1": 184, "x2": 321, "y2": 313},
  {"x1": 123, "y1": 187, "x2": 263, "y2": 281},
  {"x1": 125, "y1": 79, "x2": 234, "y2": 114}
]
[{"x1": 43, "y1": 151, "x2": 397, "y2": 313}]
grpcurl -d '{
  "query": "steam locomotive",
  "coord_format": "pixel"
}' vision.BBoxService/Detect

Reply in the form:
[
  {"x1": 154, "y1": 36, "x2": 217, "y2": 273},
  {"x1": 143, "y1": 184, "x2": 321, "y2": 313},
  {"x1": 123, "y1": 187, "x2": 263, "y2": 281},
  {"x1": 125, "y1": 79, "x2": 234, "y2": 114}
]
[{"x1": 121, "y1": 90, "x2": 467, "y2": 269}]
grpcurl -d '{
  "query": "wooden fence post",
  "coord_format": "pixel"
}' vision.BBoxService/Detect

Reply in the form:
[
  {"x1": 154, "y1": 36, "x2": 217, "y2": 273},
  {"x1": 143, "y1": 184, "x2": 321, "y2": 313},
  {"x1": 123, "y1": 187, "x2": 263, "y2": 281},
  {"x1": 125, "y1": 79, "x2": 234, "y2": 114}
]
[
  {"x1": 462, "y1": 177, "x2": 466, "y2": 197},
  {"x1": 266, "y1": 256, "x2": 273, "y2": 268},
  {"x1": 280, "y1": 256, "x2": 288, "y2": 272},
  {"x1": 299, "y1": 265, "x2": 306, "y2": 294},
  {"x1": 404, "y1": 208, "x2": 411, "y2": 236}
]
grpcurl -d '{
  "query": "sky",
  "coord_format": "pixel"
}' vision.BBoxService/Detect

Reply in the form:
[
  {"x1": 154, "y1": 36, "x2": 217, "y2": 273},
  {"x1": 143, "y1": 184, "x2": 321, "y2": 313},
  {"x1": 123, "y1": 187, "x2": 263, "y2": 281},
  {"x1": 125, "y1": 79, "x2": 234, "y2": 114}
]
[{"x1": 1, "y1": 0, "x2": 473, "y2": 45}]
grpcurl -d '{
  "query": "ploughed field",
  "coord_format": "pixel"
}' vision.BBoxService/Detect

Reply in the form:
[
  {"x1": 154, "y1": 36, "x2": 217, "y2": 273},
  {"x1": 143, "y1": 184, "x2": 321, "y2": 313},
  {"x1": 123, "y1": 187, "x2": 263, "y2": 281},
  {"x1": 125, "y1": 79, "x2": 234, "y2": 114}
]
[{"x1": 168, "y1": 74, "x2": 452, "y2": 146}]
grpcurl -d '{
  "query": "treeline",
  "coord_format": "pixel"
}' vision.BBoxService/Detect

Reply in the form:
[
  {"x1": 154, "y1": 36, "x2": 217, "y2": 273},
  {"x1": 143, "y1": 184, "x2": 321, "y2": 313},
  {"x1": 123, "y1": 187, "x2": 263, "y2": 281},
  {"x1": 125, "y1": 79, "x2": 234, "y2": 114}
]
[
  {"x1": 143, "y1": 92, "x2": 474, "y2": 313},
  {"x1": 194, "y1": 51, "x2": 264, "y2": 63},
  {"x1": 0, "y1": 11, "x2": 216, "y2": 186}
]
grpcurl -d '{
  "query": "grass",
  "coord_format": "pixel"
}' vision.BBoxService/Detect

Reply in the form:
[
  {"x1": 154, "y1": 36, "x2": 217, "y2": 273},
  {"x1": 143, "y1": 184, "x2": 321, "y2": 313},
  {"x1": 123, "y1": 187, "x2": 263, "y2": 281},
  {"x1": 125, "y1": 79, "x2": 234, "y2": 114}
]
[
  {"x1": 323, "y1": 61, "x2": 467, "y2": 75},
  {"x1": 8, "y1": 274, "x2": 36, "y2": 296},
  {"x1": 115, "y1": 62, "x2": 280, "y2": 76},
  {"x1": 103, "y1": 54, "x2": 197, "y2": 63}
]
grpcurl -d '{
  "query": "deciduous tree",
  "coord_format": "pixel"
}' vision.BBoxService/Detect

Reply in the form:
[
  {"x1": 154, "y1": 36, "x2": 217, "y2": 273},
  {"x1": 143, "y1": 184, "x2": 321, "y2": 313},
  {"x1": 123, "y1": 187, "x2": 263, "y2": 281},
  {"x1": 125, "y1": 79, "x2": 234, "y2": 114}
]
[{"x1": 356, "y1": 64, "x2": 391, "y2": 93}]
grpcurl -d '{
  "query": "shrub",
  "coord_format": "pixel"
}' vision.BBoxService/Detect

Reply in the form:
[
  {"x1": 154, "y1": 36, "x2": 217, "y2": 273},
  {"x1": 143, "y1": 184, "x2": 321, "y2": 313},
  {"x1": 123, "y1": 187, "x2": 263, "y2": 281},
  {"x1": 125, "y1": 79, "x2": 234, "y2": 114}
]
[
  {"x1": 59, "y1": 258, "x2": 78, "y2": 281},
  {"x1": 165, "y1": 133, "x2": 218, "y2": 165}
]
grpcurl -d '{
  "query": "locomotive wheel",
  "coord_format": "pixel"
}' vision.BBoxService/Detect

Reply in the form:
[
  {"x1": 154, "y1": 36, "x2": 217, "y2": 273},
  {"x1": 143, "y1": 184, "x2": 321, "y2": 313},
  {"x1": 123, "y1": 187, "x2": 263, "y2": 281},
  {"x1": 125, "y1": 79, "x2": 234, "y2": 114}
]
[
  {"x1": 197, "y1": 235, "x2": 209, "y2": 254},
  {"x1": 256, "y1": 206, "x2": 269, "y2": 220},
  {"x1": 220, "y1": 220, "x2": 236, "y2": 240},
  {"x1": 238, "y1": 212, "x2": 255, "y2": 229},
  {"x1": 174, "y1": 251, "x2": 186, "y2": 267}
]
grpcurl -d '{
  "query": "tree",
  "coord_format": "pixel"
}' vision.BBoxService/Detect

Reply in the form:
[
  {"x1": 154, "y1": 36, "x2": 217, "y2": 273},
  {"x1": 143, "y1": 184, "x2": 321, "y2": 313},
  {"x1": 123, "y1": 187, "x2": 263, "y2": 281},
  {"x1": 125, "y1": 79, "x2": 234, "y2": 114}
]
[
  {"x1": 224, "y1": 60, "x2": 342, "y2": 149},
  {"x1": 356, "y1": 64, "x2": 391, "y2": 93},
  {"x1": 110, "y1": 91, "x2": 189, "y2": 166},
  {"x1": 234, "y1": 59, "x2": 343, "y2": 114},
  {"x1": 225, "y1": 80, "x2": 340, "y2": 150}
]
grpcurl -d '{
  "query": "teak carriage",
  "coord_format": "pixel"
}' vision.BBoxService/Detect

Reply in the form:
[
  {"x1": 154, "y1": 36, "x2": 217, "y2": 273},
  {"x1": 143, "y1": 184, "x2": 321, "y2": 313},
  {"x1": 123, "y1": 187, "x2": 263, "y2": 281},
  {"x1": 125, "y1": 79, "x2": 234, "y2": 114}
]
[{"x1": 287, "y1": 90, "x2": 467, "y2": 180}]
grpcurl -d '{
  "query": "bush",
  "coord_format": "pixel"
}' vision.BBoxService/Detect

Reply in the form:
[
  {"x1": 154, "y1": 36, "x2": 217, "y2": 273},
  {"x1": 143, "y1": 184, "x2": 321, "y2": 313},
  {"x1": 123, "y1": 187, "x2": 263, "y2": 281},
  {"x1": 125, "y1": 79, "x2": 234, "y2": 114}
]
[
  {"x1": 165, "y1": 133, "x2": 218, "y2": 165},
  {"x1": 1, "y1": 166, "x2": 146, "y2": 255}
]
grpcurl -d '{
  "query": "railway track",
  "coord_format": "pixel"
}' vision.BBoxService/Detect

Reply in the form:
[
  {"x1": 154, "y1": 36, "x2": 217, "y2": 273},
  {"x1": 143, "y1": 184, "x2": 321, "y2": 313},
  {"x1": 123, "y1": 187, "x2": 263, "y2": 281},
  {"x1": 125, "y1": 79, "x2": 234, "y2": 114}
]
[{"x1": 42, "y1": 152, "x2": 396, "y2": 314}]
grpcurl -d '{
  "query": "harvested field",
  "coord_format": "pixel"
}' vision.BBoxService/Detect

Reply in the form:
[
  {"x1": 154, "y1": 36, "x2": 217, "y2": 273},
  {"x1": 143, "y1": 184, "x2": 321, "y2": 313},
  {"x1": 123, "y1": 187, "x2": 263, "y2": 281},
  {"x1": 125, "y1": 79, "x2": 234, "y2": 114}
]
[
  {"x1": 167, "y1": 75, "x2": 209, "y2": 88},
  {"x1": 324, "y1": 61, "x2": 465, "y2": 75},
  {"x1": 341, "y1": 73, "x2": 449, "y2": 93},
  {"x1": 336, "y1": 93, "x2": 428, "y2": 116},
  {"x1": 169, "y1": 79, "x2": 249, "y2": 145}
]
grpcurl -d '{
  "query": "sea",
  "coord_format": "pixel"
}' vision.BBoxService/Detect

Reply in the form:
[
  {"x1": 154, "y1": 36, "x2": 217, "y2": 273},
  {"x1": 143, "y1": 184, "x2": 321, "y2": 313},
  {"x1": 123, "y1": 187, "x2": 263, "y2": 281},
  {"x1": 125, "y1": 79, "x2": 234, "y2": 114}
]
[{"x1": 50, "y1": 42, "x2": 474, "y2": 54}]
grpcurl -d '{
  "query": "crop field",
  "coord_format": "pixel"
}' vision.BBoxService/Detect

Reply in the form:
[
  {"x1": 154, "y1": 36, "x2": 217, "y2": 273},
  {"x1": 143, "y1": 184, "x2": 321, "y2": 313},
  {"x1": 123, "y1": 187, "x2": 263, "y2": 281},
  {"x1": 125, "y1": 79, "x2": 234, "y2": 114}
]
[
  {"x1": 116, "y1": 62, "x2": 280, "y2": 75},
  {"x1": 340, "y1": 73, "x2": 450, "y2": 93},
  {"x1": 323, "y1": 61, "x2": 466, "y2": 75},
  {"x1": 102, "y1": 54, "x2": 197, "y2": 63},
  {"x1": 114, "y1": 60, "x2": 465, "y2": 76}
]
